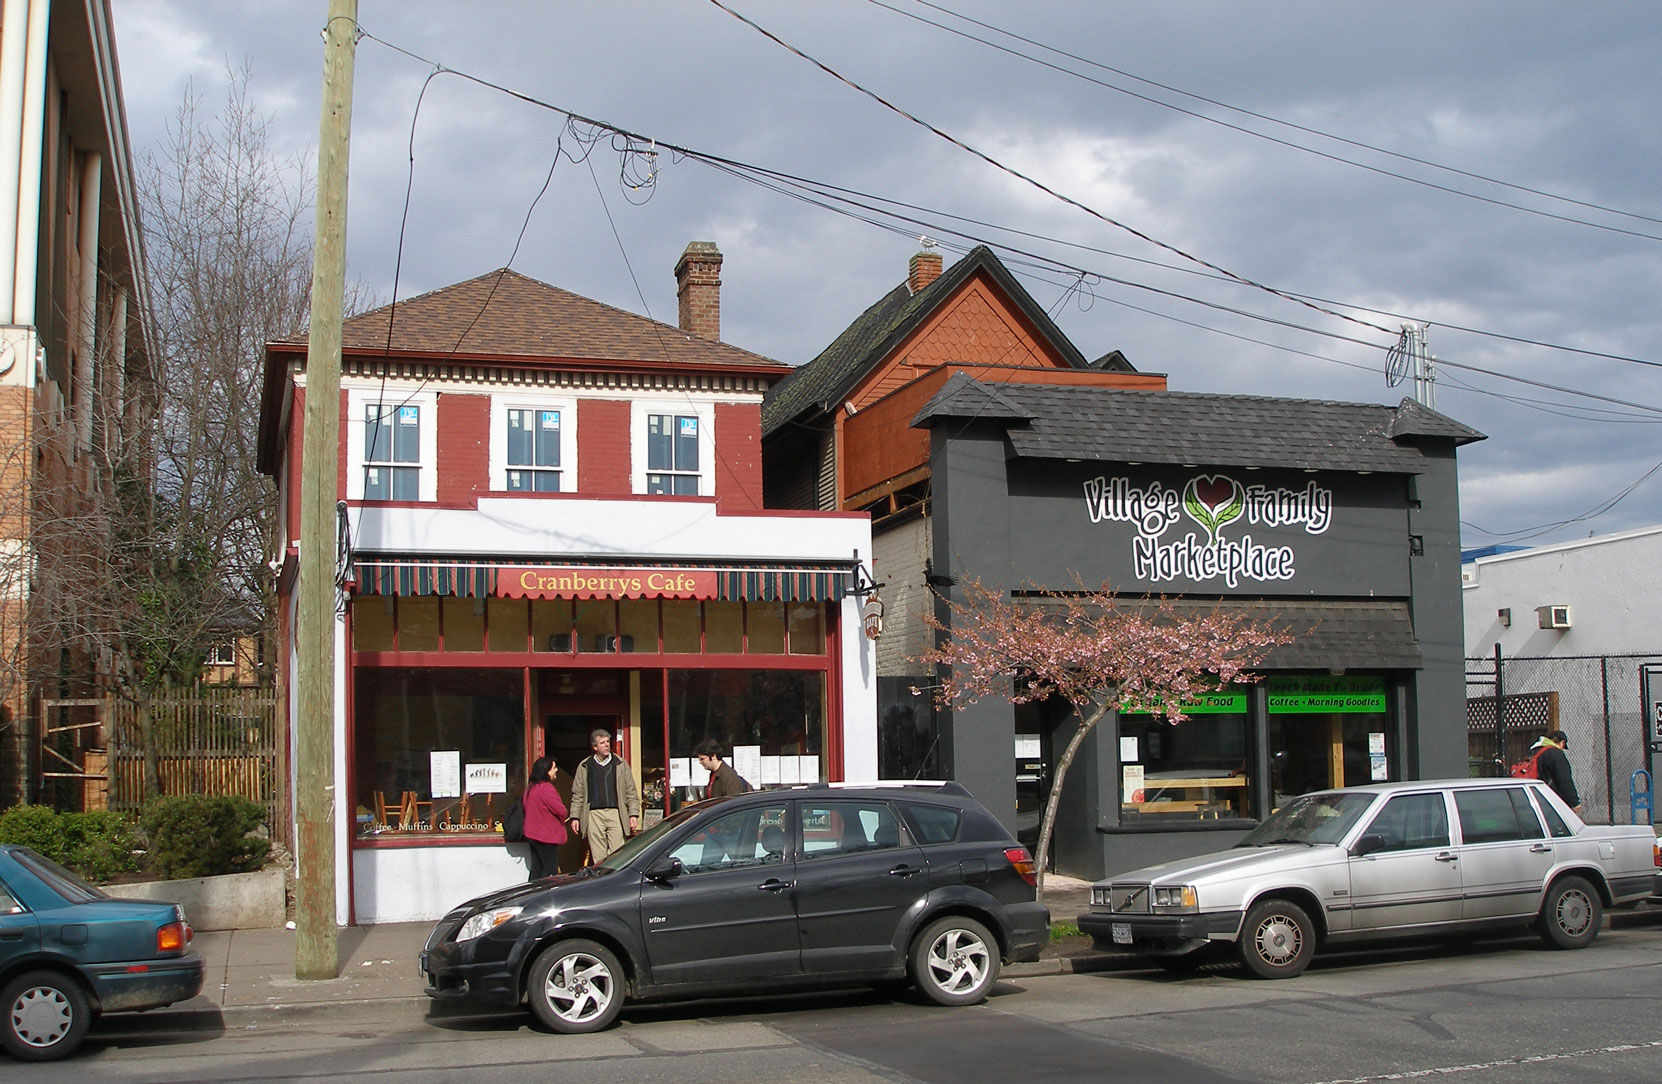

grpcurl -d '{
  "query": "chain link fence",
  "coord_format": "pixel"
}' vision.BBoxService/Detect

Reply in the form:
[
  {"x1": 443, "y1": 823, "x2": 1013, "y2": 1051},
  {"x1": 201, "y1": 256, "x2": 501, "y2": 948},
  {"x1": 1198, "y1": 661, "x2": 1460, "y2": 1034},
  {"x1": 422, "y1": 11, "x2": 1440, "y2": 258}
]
[{"x1": 1466, "y1": 652, "x2": 1660, "y2": 826}]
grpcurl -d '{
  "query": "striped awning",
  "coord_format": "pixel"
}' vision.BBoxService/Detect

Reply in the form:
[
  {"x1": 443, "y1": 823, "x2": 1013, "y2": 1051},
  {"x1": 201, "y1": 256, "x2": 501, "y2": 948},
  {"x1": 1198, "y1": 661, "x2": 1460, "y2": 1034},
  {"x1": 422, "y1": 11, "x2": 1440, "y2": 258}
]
[{"x1": 352, "y1": 561, "x2": 853, "y2": 603}]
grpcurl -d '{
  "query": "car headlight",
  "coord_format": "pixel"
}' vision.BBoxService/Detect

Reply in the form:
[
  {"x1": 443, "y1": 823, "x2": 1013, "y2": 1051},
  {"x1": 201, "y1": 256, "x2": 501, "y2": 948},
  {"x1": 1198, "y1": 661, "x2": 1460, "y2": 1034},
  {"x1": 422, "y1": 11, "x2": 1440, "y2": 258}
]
[
  {"x1": 1091, "y1": 886, "x2": 1109, "y2": 907},
  {"x1": 456, "y1": 906, "x2": 524, "y2": 942},
  {"x1": 1151, "y1": 885, "x2": 1198, "y2": 913}
]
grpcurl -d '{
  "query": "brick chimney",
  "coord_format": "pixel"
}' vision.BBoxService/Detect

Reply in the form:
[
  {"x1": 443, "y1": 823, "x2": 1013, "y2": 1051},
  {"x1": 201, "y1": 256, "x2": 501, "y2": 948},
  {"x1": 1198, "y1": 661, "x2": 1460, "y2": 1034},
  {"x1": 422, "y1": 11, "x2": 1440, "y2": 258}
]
[
  {"x1": 675, "y1": 241, "x2": 723, "y2": 341},
  {"x1": 908, "y1": 247, "x2": 943, "y2": 294}
]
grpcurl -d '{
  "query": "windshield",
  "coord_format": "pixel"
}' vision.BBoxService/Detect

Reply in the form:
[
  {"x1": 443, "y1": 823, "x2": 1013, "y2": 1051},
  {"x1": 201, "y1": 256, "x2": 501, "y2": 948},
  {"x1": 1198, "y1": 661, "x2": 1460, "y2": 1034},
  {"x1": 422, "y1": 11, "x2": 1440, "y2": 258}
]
[
  {"x1": 595, "y1": 804, "x2": 706, "y2": 870},
  {"x1": 13, "y1": 848, "x2": 108, "y2": 903},
  {"x1": 1239, "y1": 792, "x2": 1376, "y2": 847}
]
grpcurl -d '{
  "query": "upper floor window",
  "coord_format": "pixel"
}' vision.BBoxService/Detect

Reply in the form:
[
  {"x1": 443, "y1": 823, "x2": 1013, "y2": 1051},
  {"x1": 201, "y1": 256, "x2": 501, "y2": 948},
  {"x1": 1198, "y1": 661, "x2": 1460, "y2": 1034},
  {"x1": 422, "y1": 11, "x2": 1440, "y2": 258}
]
[
  {"x1": 491, "y1": 396, "x2": 575, "y2": 494},
  {"x1": 364, "y1": 403, "x2": 421, "y2": 500},
  {"x1": 646, "y1": 413, "x2": 701, "y2": 495},
  {"x1": 507, "y1": 408, "x2": 562, "y2": 492},
  {"x1": 346, "y1": 385, "x2": 437, "y2": 502}
]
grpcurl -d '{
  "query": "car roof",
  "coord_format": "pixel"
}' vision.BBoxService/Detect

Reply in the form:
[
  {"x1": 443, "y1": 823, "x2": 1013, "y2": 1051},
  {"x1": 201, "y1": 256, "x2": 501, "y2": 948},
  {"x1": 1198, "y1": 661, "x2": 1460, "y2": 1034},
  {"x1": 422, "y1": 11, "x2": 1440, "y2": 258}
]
[{"x1": 1311, "y1": 778, "x2": 1545, "y2": 798}]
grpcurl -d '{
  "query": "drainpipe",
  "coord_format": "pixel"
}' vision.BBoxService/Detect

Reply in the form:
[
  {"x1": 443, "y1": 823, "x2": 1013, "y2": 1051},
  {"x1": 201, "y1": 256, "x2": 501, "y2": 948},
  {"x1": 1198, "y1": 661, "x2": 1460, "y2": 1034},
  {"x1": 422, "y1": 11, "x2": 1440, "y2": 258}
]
[
  {"x1": 0, "y1": 0, "x2": 33, "y2": 322},
  {"x1": 12, "y1": 0, "x2": 48, "y2": 330},
  {"x1": 75, "y1": 151, "x2": 101, "y2": 452}
]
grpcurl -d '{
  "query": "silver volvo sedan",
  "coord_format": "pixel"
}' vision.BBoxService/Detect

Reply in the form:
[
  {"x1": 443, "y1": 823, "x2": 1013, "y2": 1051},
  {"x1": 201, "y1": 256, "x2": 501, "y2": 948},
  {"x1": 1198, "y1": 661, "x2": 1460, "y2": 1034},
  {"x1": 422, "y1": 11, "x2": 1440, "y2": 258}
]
[{"x1": 1078, "y1": 778, "x2": 1657, "y2": 978}]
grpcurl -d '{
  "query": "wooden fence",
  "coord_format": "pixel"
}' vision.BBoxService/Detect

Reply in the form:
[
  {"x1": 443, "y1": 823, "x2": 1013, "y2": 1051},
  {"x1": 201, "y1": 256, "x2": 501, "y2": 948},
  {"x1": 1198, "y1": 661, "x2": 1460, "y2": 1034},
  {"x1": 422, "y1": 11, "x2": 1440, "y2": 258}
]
[{"x1": 102, "y1": 687, "x2": 281, "y2": 835}]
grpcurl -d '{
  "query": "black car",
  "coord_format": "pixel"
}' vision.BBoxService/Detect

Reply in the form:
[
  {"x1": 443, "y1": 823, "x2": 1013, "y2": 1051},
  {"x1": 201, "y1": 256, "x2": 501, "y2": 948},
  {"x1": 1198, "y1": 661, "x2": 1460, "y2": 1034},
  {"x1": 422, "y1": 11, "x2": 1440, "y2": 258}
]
[{"x1": 421, "y1": 782, "x2": 1048, "y2": 1032}]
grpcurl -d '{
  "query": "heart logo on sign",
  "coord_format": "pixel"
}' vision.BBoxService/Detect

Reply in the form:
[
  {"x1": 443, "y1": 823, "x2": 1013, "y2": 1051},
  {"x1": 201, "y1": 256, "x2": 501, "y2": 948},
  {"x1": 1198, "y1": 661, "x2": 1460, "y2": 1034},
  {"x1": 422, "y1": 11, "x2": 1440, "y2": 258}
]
[{"x1": 1183, "y1": 474, "x2": 1244, "y2": 542}]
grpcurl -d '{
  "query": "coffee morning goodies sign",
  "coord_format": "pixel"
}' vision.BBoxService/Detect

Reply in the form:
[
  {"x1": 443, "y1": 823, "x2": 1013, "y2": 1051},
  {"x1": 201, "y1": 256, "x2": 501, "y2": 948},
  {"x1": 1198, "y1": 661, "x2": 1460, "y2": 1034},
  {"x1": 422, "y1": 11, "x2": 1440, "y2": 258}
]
[{"x1": 1083, "y1": 473, "x2": 1334, "y2": 588}]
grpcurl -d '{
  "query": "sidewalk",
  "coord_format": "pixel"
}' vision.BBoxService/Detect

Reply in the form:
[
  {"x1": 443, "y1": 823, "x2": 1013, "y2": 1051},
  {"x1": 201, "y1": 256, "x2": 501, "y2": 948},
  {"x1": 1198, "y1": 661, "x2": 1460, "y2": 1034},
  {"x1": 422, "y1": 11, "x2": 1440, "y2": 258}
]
[{"x1": 123, "y1": 877, "x2": 1662, "y2": 1030}]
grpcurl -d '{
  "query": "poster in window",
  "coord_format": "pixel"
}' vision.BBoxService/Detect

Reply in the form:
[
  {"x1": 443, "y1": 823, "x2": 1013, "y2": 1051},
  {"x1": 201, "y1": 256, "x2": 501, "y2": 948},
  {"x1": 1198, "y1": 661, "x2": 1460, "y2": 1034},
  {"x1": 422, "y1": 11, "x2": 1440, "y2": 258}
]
[
  {"x1": 1122, "y1": 764, "x2": 1146, "y2": 803},
  {"x1": 466, "y1": 763, "x2": 507, "y2": 794},
  {"x1": 734, "y1": 745, "x2": 762, "y2": 788},
  {"x1": 1370, "y1": 754, "x2": 1389, "y2": 781},
  {"x1": 669, "y1": 758, "x2": 693, "y2": 788},
  {"x1": 430, "y1": 751, "x2": 461, "y2": 799},
  {"x1": 1119, "y1": 736, "x2": 1139, "y2": 762}
]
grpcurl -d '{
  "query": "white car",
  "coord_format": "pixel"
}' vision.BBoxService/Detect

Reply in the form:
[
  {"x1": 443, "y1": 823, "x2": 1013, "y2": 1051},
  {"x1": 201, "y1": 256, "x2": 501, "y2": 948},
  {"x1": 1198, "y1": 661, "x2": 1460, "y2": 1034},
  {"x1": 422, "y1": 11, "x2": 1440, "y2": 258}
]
[{"x1": 1078, "y1": 778, "x2": 1655, "y2": 978}]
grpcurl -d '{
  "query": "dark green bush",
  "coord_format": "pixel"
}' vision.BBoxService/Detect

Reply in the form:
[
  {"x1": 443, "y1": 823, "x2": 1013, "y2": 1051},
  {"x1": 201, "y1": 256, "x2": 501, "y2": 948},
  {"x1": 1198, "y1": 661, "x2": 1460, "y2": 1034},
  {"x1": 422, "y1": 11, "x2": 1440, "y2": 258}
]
[
  {"x1": 0, "y1": 805, "x2": 142, "y2": 882},
  {"x1": 140, "y1": 795, "x2": 271, "y2": 880}
]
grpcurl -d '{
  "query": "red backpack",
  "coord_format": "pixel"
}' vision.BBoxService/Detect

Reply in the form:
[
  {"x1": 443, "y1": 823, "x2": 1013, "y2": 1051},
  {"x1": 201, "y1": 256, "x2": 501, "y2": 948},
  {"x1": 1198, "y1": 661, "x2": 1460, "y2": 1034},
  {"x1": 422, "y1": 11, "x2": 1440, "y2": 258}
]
[{"x1": 1509, "y1": 747, "x2": 1545, "y2": 779}]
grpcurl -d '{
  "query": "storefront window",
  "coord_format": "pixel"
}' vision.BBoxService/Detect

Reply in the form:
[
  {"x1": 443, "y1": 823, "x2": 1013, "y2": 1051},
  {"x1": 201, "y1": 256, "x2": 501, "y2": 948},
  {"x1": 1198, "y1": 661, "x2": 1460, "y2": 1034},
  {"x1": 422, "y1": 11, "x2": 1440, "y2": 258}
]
[
  {"x1": 575, "y1": 599, "x2": 617, "y2": 652},
  {"x1": 488, "y1": 597, "x2": 529, "y2": 651},
  {"x1": 619, "y1": 599, "x2": 659, "y2": 653},
  {"x1": 531, "y1": 598, "x2": 573, "y2": 652},
  {"x1": 353, "y1": 595, "x2": 395, "y2": 651},
  {"x1": 399, "y1": 597, "x2": 440, "y2": 652},
  {"x1": 787, "y1": 604, "x2": 824, "y2": 654},
  {"x1": 1268, "y1": 675, "x2": 1393, "y2": 805},
  {"x1": 353, "y1": 668, "x2": 525, "y2": 841},
  {"x1": 748, "y1": 601, "x2": 787, "y2": 654},
  {"x1": 1119, "y1": 690, "x2": 1251, "y2": 823},
  {"x1": 705, "y1": 601, "x2": 743, "y2": 653},
  {"x1": 664, "y1": 670, "x2": 824, "y2": 808},
  {"x1": 662, "y1": 601, "x2": 701, "y2": 653},
  {"x1": 442, "y1": 597, "x2": 484, "y2": 652}
]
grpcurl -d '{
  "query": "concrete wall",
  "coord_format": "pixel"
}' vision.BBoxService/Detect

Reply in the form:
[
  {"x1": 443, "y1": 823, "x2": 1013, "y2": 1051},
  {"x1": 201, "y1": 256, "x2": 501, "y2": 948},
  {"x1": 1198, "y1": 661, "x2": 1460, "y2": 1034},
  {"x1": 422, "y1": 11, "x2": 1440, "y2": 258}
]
[
  {"x1": 112, "y1": 868, "x2": 286, "y2": 931},
  {"x1": 1462, "y1": 526, "x2": 1662, "y2": 659}
]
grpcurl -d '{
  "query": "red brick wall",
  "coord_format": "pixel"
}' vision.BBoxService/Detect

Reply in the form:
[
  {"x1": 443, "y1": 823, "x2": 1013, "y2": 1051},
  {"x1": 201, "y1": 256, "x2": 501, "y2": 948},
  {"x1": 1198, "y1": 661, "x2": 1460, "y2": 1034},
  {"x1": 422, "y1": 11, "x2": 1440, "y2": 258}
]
[
  {"x1": 578, "y1": 399, "x2": 632, "y2": 494},
  {"x1": 437, "y1": 392, "x2": 490, "y2": 503},
  {"x1": 714, "y1": 401, "x2": 763, "y2": 511}
]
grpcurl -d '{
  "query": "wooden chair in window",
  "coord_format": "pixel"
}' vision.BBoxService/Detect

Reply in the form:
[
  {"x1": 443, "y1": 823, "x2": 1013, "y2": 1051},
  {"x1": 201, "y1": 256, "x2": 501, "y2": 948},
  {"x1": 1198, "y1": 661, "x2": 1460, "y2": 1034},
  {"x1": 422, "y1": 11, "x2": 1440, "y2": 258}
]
[
  {"x1": 399, "y1": 791, "x2": 432, "y2": 827},
  {"x1": 374, "y1": 791, "x2": 401, "y2": 827}
]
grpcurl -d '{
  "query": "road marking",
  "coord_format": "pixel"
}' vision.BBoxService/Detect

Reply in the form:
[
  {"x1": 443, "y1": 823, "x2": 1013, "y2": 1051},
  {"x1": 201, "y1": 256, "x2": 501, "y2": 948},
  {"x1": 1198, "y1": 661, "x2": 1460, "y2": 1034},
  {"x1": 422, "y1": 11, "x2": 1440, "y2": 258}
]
[{"x1": 1307, "y1": 1039, "x2": 1662, "y2": 1083}]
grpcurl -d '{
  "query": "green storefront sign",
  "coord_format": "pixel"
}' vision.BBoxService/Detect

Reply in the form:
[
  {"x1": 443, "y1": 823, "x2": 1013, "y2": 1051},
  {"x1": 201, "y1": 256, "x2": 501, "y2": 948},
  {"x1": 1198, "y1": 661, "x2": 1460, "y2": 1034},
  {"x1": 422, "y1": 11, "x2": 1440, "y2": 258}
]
[
  {"x1": 1121, "y1": 688, "x2": 1247, "y2": 715},
  {"x1": 1267, "y1": 675, "x2": 1385, "y2": 714}
]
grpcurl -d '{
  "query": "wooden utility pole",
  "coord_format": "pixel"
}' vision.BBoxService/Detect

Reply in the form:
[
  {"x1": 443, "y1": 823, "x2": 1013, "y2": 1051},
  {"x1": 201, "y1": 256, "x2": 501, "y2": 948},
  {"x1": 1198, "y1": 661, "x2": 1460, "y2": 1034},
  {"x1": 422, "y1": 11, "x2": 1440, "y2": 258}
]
[{"x1": 295, "y1": 0, "x2": 356, "y2": 981}]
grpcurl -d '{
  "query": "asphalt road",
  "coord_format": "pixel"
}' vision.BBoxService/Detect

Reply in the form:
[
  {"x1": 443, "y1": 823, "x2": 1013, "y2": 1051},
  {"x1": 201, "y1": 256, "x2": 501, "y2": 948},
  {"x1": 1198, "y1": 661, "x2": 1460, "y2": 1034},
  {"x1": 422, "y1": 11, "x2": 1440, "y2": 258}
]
[{"x1": 13, "y1": 927, "x2": 1662, "y2": 1083}]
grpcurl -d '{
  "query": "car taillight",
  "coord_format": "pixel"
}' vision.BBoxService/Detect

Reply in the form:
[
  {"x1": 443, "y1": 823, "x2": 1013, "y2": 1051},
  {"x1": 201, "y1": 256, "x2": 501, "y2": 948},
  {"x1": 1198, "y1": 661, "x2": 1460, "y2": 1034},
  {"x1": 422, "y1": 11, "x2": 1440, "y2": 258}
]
[
  {"x1": 1005, "y1": 847, "x2": 1037, "y2": 887},
  {"x1": 1654, "y1": 840, "x2": 1660, "y2": 869},
  {"x1": 156, "y1": 920, "x2": 189, "y2": 953}
]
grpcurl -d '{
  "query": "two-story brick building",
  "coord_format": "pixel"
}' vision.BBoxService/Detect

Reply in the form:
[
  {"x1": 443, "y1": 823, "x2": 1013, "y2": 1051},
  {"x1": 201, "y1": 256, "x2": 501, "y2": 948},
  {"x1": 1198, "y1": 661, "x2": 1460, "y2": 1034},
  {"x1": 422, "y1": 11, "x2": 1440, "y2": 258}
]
[{"x1": 258, "y1": 245, "x2": 875, "y2": 923}]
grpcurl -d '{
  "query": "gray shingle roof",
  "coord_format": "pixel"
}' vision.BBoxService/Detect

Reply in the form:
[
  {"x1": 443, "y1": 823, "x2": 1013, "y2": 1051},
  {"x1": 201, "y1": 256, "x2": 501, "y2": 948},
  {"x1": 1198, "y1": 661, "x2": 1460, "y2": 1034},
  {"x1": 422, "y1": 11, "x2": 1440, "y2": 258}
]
[
  {"x1": 761, "y1": 246, "x2": 1095, "y2": 436},
  {"x1": 913, "y1": 380, "x2": 1483, "y2": 473}
]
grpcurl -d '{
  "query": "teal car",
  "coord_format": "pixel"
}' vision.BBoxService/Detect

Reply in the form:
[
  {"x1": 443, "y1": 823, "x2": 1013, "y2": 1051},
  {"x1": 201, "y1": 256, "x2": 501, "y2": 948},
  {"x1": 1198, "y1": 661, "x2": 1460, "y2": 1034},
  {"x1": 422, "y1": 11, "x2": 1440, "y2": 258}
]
[{"x1": 0, "y1": 844, "x2": 205, "y2": 1061}]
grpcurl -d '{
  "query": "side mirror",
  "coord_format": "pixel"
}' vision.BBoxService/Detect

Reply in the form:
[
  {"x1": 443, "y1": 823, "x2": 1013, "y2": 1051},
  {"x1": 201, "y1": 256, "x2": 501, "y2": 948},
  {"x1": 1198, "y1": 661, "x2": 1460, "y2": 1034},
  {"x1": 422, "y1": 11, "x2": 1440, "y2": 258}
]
[
  {"x1": 646, "y1": 857, "x2": 684, "y2": 883},
  {"x1": 1352, "y1": 833, "x2": 1385, "y2": 858}
]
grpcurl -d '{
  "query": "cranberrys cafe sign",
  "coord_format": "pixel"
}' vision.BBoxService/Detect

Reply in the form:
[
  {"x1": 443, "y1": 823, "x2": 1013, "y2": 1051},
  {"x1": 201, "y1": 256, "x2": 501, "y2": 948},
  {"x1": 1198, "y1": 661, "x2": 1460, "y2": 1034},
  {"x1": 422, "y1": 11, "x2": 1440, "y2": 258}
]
[{"x1": 1083, "y1": 473, "x2": 1334, "y2": 587}]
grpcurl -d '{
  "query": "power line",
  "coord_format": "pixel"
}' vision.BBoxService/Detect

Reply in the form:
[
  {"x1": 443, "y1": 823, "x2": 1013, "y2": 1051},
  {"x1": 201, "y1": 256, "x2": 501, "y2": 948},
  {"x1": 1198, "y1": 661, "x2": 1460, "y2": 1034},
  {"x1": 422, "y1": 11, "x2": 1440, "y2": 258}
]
[{"x1": 879, "y1": 0, "x2": 1662, "y2": 240}]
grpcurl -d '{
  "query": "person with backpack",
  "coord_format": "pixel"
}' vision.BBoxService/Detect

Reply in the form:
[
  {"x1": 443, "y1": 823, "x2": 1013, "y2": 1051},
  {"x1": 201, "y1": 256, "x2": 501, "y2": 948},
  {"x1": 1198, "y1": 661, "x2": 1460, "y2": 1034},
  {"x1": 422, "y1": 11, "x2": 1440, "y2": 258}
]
[
  {"x1": 1531, "y1": 730, "x2": 1582, "y2": 814},
  {"x1": 696, "y1": 739, "x2": 751, "y2": 798},
  {"x1": 522, "y1": 755, "x2": 569, "y2": 880}
]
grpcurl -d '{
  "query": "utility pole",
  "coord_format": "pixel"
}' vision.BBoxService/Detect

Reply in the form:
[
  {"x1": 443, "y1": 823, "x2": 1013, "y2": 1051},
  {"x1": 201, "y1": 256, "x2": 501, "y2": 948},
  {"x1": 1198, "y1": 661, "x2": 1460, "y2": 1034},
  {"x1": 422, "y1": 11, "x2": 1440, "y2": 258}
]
[{"x1": 296, "y1": 0, "x2": 356, "y2": 981}]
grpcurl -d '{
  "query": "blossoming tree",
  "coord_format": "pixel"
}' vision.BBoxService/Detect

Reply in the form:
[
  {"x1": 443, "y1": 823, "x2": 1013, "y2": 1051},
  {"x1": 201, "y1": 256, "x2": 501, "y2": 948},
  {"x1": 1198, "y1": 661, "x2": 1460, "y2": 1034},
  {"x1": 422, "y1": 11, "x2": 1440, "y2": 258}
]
[{"x1": 914, "y1": 577, "x2": 1294, "y2": 888}]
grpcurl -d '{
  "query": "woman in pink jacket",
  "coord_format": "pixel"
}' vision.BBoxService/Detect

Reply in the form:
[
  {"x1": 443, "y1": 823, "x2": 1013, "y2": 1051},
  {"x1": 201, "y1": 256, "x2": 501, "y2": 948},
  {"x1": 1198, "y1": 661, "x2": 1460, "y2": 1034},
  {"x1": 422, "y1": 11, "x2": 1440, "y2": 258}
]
[{"x1": 523, "y1": 756, "x2": 569, "y2": 880}]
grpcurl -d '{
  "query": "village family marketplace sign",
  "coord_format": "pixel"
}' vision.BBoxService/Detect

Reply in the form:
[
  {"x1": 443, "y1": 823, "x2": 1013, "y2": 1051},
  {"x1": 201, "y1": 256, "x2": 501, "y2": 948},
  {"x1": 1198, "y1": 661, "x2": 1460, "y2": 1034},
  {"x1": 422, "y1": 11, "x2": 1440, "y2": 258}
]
[{"x1": 1083, "y1": 473, "x2": 1334, "y2": 588}]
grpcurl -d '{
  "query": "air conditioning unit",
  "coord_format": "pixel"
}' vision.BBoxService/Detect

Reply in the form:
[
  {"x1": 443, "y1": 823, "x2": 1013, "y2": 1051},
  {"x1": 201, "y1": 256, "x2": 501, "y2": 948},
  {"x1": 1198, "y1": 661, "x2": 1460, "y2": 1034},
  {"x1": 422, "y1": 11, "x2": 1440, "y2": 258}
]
[{"x1": 1536, "y1": 605, "x2": 1572, "y2": 630}]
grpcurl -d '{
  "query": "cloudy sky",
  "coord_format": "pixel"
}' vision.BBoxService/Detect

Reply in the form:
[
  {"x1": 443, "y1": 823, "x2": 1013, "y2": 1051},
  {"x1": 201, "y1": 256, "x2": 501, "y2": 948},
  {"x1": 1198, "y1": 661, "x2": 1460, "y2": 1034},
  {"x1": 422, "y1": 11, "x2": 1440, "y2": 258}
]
[{"x1": 110, "y1": 1, "x2": 1662, "y2": 550}]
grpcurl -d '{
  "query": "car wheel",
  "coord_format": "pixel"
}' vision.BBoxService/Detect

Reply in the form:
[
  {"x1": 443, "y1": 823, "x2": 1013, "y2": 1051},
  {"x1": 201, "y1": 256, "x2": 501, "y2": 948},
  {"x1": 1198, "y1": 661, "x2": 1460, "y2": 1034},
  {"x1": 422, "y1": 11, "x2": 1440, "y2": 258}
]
[
  {"x1": 910, "y1": 915, "x2": 999, "y2": 1006},
  {"x1": 2, "y1": 970, "x2": 91, "y2": 1062},
  {"x1": 1538, "y1": 875, "x2": 1602, "y2": 950},
  {"x1": 525, "y1": 939, "x2": 624, "y2": 1034},
  {"x1": 1238, "y1": 899, "x2": 1315, "y2": 979}
]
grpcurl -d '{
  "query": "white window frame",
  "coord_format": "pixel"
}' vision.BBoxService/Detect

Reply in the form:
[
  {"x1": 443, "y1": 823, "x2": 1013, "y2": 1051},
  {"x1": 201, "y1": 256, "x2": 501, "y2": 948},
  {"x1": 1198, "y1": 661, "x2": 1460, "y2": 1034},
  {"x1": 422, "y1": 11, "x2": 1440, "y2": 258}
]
[
  {"x1": 632, "y1": 399, "x2": 714, "y2": 497},
  {"x1": 490, "y1": 394, "x2": 577, "y2": 493},
  {"x1": 345, "y1": 385, "x2": 438, "y2": 502}
]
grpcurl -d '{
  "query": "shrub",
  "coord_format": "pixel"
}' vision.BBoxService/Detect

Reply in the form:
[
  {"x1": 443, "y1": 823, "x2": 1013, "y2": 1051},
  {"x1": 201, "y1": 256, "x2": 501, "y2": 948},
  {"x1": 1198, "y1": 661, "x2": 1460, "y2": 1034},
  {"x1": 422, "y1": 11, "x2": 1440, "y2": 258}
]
[
  {"x1": 0, "y1": 805, "x2": 142, "y2": 882},
  {"x1": 140, "y1": 795, "x2": 271, "y2": 880}
]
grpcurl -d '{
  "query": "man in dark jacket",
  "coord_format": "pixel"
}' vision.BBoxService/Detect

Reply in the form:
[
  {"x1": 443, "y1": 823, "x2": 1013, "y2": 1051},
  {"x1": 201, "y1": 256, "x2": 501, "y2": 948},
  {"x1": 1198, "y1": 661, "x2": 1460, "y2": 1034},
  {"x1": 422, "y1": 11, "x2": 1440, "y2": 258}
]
[
  {"x1": 696, "y1": 739, "x2": 750, "y2": 798},
  {"x1": 1534, "y1": 730, "x2": 1581, "y2": 814}
]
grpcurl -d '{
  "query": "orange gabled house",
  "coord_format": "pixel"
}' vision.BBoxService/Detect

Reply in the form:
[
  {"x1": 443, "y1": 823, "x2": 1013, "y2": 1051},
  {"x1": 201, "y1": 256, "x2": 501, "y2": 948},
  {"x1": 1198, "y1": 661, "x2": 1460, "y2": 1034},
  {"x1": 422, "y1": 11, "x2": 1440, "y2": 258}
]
[{"x1": 762, "y1": 245, "x2": 1164, "y2": 523}]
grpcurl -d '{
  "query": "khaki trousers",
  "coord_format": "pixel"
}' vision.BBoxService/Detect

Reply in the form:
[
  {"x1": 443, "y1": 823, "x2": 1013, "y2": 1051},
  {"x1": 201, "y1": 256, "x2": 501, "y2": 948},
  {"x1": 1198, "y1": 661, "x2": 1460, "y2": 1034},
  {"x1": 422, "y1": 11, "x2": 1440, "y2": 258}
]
[{"x1": 584, "y1": 808, "x2": 625, "y2": 863}]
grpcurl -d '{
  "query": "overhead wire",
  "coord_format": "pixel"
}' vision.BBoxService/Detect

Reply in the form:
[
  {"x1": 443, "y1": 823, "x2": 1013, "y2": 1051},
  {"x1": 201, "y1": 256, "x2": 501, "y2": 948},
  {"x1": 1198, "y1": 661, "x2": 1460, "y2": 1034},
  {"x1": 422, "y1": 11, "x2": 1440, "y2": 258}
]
[{"x1": 878, "y1": 0, "x2": 1662, "y2": 240}]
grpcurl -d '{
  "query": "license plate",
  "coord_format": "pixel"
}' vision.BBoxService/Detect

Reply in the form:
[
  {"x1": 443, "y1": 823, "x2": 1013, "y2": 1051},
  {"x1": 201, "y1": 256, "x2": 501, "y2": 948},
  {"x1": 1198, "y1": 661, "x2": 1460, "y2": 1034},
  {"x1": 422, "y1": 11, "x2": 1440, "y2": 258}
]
[{"x1": 1111, "y1": 922, "x2": 1132, "y2": 945}]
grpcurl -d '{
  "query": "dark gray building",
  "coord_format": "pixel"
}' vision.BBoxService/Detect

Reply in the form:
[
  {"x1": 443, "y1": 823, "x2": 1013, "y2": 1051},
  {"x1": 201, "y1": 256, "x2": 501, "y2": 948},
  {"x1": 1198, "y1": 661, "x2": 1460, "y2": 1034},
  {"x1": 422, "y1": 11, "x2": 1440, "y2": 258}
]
[{"x1": 909, "y1": 376, "x2": 1483, "y2": 878}]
